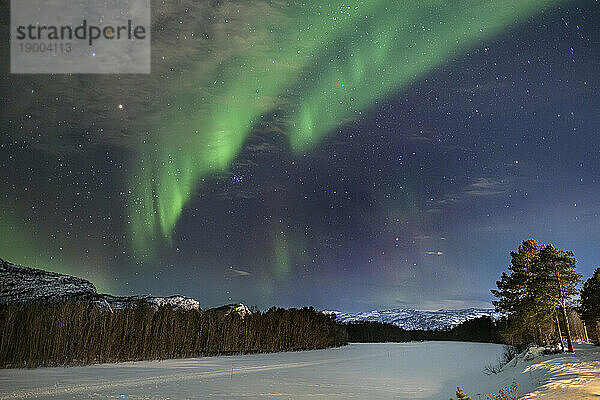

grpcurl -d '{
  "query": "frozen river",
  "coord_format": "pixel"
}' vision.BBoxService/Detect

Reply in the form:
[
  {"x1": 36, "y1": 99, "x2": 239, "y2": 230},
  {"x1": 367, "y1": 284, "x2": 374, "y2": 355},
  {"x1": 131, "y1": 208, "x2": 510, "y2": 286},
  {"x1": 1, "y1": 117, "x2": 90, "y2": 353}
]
[{"x1": 0, "y1": 342, "x2": 505, "y2": 399}]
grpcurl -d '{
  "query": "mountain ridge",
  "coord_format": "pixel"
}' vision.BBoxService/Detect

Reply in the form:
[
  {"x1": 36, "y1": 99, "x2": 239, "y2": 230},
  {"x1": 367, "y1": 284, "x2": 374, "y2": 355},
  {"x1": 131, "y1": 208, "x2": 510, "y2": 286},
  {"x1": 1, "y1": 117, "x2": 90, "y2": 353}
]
[
  {"x1": 326, "y1": 307, "x2": 502, "y2": 331},
  {"x1": 0, "y1": 258, "x2": 200, "y2": 312},
  {"x1": 1, "y1": 258, "x2": 499, "y2": 329}
]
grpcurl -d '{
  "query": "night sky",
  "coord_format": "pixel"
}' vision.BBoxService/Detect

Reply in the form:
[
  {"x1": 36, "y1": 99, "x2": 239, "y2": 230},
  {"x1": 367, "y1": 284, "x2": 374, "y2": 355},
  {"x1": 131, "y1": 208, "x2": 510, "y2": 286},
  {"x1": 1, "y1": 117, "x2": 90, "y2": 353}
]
[{"x1": 1, "y1": 1, "x2": 599, "y2": 312}]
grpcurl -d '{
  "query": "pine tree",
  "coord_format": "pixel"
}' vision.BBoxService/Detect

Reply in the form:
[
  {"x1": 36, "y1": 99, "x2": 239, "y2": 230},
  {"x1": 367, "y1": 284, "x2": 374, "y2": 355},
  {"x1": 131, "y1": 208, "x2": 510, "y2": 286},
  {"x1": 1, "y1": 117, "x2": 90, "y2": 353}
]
[
  {"x1": 492, "y1": 239, "x2": 582, "y2": 351},
  {"x1": 492, "y1": 239, "x2": 548, "y2": 343},
  {"x1": 535, "y1": 245, "x2": 581, "y2": 352},
  {"x1": 581, "y1": 268, "x2": 600, "y2": 322}
]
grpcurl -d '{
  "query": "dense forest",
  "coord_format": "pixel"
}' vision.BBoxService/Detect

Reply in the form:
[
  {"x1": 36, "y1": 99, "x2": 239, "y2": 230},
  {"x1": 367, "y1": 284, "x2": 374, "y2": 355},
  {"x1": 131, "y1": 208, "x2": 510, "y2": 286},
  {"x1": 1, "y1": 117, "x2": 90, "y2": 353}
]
[
  {"x1": 345, "y1": 316, "x2": 503, "y2": 344},
  {"x1": 0, "y1": 301, "x2": 347, "y2": 368}
]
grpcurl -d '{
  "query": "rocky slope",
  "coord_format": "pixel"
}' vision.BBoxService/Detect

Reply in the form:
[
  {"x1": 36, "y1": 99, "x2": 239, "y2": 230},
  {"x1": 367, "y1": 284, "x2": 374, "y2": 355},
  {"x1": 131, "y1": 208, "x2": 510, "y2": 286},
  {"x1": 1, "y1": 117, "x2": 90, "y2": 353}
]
[
  {"x1": 212, "y1": 303, "x2": 252, "y2": 318},
  {"x1": 96, "y1": 294, "x2": 201, "y2": 312},
  {"x1": 0, "y1": 258, "x2": 199, "y2": 311},
  {"x1": 0, "y1": 259, "x2": 97, "y2": 305}
]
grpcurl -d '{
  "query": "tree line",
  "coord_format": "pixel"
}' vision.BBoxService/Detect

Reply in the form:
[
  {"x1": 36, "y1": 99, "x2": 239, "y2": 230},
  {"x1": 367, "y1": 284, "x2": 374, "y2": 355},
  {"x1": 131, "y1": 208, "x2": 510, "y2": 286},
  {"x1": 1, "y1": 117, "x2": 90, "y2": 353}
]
[
  {"x1": 0, "y1": 301, "x2": 347, "y2": 368},
  {"x1": 580, "y1": 267, "x2": 600, "y2": 343},
  {"x1": 345, "y1": 315, "x2": 503, "y2": 344}
]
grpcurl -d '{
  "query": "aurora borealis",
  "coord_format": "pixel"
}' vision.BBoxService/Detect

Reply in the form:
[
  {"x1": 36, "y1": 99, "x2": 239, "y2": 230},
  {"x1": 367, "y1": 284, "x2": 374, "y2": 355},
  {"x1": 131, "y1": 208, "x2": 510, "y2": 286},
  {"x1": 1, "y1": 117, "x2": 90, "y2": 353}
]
[
  {"x1": 1, "y1": 1, "x2": 599, "y2": 311},
  {"x1": 127, "y1": 0, "x2": 561, "y2": 254}
]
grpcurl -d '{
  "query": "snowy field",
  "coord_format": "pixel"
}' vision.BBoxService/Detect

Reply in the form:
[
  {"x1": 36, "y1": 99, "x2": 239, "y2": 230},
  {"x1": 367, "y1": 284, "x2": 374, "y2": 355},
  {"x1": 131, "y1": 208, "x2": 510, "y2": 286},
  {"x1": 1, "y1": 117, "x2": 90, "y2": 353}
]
[
  {"x1": 0, "y1": 342, "x2": 598, "y2": 399},
  {"x1": 0, "y1": 342, "x2": 503, "y2": 399}
]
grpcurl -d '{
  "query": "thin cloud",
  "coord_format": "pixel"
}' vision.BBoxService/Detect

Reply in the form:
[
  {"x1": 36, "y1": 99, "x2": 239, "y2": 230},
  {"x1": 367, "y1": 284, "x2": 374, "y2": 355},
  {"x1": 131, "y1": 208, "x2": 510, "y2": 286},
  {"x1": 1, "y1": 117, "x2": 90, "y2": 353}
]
[
  {"x1": 413, "y1": 235, "x2": 432, "y2": 240},
  {"x1": 225, "y1": 268, "x2": 252, "y2": 278},
  {"x1": 464, "y1": 178, "x2": 508, "y2": 196},
  {"x1": 431, "y1": 176, "x2": 510, "y2": 210}
]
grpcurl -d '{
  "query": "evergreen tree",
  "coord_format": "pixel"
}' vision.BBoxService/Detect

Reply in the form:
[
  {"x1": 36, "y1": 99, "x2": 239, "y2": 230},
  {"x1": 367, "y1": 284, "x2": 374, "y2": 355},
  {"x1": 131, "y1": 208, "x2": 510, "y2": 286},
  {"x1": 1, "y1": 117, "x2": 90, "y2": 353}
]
[
  {"x1": 535, "y1": 245, "x2": 581, "y2": 352},
  {"x1": 492, "y1": 239, "x2": 582, "y2": 351},
  {"x1": 581, "y1": 268, "x2": 600, "y2": 323},
  {"x1": 491, "y1": 239, "x2": 548, "y2": 344}
]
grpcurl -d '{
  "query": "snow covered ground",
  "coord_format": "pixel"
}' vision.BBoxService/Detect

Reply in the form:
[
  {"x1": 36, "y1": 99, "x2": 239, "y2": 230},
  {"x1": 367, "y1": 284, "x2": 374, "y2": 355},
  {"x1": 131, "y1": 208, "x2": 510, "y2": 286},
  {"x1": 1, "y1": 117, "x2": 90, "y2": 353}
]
[
  {"x1": 0, "y1": 342, "x2": 597, "y2": 399},
  {"x1": 473, "y1": 343, "x2": 600, "y2": 400}
]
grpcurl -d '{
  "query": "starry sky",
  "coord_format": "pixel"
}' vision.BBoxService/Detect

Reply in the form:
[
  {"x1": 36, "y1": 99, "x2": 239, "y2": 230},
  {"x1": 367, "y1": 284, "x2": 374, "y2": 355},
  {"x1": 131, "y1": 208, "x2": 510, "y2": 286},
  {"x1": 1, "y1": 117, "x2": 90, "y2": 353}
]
[{"x1": 1, "y1": 1, "x2": 599, "y2": 312}]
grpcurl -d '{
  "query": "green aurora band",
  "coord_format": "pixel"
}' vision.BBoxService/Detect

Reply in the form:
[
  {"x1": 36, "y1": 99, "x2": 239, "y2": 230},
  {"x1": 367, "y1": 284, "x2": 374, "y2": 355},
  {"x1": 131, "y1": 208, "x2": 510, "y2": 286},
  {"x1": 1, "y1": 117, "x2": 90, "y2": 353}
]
[
  {"x1": 127, "y1": 0, "x2": 561, "y2": 257},
  {"x1": 0, "y1": 204, "x2": 113, "y2": 292}
]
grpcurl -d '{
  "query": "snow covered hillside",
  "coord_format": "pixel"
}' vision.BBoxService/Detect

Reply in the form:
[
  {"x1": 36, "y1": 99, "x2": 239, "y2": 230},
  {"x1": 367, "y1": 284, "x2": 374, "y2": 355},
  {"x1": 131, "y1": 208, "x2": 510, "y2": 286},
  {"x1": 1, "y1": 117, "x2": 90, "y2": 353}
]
[
  {"x1": 466, "y1": 343, "x2": 600, "y2": 399},
  {"x1": 0, "y1": 258, "x2": 97, "y2": 304},
  {"x1": 96, "y1": 294, "x2": 201, "y2": 312},
  {"x1": 327, "y1": 307, "x2": 502, "y2": 330},
  {"x1": 212, "y1": 303, "x2": 252, "y2": 318}
]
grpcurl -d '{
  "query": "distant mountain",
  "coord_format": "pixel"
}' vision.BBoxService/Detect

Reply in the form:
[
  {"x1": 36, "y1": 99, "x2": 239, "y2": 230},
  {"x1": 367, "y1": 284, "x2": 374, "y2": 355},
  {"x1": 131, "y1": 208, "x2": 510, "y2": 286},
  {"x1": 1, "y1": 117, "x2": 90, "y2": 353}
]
[
  {"x1": 326, "y1": 308, "x2": 502, "y2": 331},
  {"x1": 0, "y1": 258, "x2": 200, "y2": 312},
  {"x1": 211, "y1": 303, "x2": 252, "y2": 318},
  {"x1": 96, "y1": 294, "x2": 201, "y2": 312}
]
